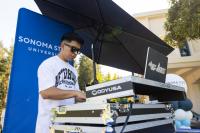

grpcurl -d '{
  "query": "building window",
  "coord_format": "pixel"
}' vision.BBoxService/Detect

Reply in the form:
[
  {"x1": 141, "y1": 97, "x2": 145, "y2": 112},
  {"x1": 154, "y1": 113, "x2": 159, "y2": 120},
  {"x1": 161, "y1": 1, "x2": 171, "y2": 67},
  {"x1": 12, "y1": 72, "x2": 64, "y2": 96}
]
[{"x1": 179, "y1": 41, "x2": 191, "y2": 57}]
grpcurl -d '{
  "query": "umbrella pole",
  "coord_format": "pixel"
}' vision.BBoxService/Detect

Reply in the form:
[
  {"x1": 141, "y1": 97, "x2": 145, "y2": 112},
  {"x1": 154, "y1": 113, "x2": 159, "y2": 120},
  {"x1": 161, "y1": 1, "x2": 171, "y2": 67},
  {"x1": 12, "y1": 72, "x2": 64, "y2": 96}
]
[
  {"x1": 91, "y1": 43, "x2": 98, "y2": 85},
  {"x1": 91, "y1": 24, "x2": 104, "y2": 85}
]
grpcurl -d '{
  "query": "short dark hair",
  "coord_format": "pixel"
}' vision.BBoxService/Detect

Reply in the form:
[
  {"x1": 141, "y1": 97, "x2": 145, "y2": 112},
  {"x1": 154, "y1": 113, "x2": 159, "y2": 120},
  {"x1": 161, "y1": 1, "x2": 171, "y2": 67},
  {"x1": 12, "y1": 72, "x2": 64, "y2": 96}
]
[{"x1": 61, "y1": 32, "x2": 84, "y2": 45}]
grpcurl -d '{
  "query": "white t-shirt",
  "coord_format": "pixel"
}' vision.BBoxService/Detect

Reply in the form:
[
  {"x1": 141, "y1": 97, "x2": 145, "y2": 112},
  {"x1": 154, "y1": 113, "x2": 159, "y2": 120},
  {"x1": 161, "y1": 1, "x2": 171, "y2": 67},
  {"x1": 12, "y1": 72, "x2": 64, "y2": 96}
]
[{"x1": 35, "y1": 56, "x2": 79, "y2": 133}]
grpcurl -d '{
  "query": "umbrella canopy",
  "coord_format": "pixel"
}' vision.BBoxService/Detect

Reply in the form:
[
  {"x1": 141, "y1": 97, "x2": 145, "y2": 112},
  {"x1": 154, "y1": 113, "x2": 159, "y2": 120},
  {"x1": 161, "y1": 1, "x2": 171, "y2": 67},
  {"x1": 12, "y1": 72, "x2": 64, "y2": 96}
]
[{"x1": 34, "y1": 0, "x2": 174, "y2": 75}]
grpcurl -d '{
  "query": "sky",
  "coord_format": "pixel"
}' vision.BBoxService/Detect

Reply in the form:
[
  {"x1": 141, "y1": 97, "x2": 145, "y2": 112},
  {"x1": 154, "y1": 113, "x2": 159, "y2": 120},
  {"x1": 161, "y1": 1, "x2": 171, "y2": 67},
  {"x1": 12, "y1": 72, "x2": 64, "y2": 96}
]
[{"x1": 0, "y1": 0, "x2": 170, "y2": 77}]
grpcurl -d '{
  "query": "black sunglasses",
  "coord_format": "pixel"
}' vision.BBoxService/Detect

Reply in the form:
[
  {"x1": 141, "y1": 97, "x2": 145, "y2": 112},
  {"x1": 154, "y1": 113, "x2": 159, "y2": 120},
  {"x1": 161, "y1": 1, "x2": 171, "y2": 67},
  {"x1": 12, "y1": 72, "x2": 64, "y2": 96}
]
[{"x1": 64, "y1": 43, "x2": 81, "y2": 54}]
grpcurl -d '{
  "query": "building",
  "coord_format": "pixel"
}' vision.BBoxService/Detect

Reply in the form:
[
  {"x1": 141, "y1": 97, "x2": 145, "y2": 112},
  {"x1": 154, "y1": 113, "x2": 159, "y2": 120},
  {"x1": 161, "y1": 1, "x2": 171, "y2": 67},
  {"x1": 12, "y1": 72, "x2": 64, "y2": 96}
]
[{"x1": 133, "y1": 9, "x2": 200, "y2": 114}]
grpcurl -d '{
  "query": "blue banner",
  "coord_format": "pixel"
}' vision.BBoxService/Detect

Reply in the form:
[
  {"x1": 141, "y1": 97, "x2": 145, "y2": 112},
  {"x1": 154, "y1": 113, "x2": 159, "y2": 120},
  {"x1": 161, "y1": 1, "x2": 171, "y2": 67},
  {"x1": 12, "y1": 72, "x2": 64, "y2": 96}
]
[{"x1": 3, "y1": 8, "x2": 72, "y2": 133}]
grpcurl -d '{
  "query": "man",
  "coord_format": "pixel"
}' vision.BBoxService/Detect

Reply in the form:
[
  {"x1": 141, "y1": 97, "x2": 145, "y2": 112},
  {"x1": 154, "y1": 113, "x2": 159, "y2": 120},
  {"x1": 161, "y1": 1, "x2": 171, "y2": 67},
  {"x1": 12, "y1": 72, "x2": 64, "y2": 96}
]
[{"x1": 35, "y1": 32, "x2": 86, "y2": 133}]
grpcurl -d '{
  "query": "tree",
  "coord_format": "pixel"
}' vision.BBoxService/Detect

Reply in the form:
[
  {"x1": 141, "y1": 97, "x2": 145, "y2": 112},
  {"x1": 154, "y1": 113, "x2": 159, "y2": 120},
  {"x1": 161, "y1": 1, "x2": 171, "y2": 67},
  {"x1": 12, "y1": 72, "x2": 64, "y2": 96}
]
[
  {"x1": 164, "y1": 0, "x2": 200, "y2": 47},
  {"x1": 77, "y1": 55, "x2": 93, "y2": 91},
  {"x1": 103, "y1": 72, "x2": 120, "y2": 82},
  {"x1": 77, "y1": 55, "x2": 120, "y2": 90},
  {"x1": 0, "y1": 42, "x2": 13, "y2": 123},
  {"x1": 104, "y1": 72, "x2": 112, "y2": 81},
  {"x1": 96, "y1": 65, "x2": 104, "y2": 83},
  {"x1": 112, "y1": 73, "x2": 120, "y2": 80}
]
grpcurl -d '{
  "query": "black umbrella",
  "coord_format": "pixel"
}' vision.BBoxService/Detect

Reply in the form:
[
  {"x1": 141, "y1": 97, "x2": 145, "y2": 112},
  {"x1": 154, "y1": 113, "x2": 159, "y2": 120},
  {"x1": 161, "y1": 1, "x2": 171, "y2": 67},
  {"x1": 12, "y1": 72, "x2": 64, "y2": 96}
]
[{"x1": 34, "y1": 0, "x2": 173, "y2": 77}]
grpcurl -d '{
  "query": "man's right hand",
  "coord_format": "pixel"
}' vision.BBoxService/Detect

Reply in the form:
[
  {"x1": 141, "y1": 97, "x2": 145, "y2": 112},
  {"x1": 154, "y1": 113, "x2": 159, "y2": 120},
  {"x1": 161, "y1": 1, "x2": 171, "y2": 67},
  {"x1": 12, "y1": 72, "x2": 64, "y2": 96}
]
[{"x1": 75, "y1": 91, "x2": 86, "y2": 102}]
